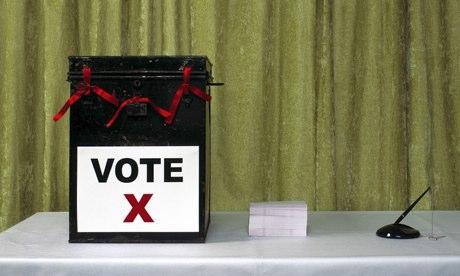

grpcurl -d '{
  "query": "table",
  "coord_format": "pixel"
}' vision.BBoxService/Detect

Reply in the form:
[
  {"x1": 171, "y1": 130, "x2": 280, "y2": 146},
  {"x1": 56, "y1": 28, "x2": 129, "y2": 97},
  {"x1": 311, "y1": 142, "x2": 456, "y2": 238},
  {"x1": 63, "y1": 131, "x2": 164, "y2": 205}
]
[{"x1": 0, "y1": 211, "x2": 459, "y2": 275}]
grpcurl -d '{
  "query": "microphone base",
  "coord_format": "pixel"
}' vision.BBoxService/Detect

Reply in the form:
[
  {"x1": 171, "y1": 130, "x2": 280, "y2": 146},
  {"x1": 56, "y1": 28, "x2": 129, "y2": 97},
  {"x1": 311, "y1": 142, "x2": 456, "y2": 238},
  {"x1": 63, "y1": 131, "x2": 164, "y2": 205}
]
[{"x1": 376, "y1": 223, "x2": 420, "y2": 239}]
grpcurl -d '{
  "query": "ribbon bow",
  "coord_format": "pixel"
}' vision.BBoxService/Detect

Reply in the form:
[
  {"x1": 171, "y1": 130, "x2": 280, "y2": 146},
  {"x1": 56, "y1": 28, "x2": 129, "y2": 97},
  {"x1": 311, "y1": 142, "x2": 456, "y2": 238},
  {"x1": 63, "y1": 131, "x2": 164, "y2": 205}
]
[
  {"x1": 106, "y1": 96, "x2": 171, "y2": 128},
  {"x1": 165, "y1": 66, "x2": 211, "y2": 124},
  {"x1": 52, "y1": 65, "x2": 119, "y2": 121}
]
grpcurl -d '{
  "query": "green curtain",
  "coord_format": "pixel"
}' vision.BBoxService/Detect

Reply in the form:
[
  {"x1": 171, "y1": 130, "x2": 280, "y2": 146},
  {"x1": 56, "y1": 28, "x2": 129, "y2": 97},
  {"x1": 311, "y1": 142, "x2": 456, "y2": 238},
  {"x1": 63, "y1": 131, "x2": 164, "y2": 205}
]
[{"x1": 0, "y1": 0, "x2": 459, "y2": 231}]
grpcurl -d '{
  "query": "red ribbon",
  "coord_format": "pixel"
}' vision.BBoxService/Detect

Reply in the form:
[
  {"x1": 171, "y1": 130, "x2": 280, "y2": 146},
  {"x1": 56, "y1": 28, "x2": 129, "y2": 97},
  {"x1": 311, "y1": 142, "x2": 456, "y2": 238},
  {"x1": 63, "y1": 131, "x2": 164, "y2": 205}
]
[
  {"x1": 165, "y1": 66, "x2": 211, "y2": 124},
  {"x1": 52, "y1": 66, "x2": 119, "y2": 121},
  {"x1": 106, "y1": 96, "x2": 171, "y2": 128}
]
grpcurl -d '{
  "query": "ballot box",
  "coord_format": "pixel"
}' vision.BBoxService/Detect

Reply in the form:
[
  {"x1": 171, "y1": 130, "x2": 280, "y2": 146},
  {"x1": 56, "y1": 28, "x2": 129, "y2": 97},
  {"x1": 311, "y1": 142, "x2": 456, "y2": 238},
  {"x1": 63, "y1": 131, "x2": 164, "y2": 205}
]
[{"x1": 54, "y1": 56, "x2": 215, "y2": 243}]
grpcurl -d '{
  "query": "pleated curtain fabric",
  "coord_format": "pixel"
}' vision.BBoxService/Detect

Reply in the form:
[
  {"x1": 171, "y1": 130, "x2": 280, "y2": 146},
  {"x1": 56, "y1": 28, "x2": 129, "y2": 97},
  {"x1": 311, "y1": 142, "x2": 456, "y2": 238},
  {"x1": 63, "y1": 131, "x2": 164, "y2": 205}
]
[{"x1": 0, "y1": 0, "x2": 459, "y2": 231}]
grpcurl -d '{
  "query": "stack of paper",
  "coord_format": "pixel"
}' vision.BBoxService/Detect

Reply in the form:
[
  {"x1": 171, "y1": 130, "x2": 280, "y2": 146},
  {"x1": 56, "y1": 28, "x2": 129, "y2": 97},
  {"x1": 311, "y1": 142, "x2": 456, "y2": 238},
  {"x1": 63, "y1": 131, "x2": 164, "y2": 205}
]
[{"x1": 248, "y1": 201, "x2": 308, "y2": 237}]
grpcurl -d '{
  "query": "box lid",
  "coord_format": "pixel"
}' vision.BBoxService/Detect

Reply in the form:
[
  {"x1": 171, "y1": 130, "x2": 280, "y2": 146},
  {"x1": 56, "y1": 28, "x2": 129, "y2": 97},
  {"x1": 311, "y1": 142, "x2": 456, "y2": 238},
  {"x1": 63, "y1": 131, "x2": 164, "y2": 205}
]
[{"x1": 68, "y1": 56, "x2": 212, "y2": 80}]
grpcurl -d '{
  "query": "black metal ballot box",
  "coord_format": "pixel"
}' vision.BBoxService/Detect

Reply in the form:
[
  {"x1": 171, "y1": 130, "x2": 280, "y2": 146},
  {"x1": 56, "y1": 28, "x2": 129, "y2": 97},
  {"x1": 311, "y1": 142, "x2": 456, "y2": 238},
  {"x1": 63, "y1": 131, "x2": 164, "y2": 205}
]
[{"x1": 55, "y1": 56, "x2": 215, "y2": 243}]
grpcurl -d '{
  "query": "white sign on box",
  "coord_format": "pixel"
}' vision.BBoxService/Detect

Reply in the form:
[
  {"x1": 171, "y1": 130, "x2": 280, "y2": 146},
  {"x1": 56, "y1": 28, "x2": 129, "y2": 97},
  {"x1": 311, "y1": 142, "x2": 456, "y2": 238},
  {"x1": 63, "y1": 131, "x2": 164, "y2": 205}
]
[{"x1": 77, "y1": 146, "x2": 199, "y2": 233}]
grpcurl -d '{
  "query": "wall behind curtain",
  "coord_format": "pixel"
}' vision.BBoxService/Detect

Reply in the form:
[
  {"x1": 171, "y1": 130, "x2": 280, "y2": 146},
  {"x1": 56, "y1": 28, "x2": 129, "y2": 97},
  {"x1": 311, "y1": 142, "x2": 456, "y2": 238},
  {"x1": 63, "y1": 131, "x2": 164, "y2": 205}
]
[{"x1": 0, "y1": 0, "x2": 458, "y2": 231}]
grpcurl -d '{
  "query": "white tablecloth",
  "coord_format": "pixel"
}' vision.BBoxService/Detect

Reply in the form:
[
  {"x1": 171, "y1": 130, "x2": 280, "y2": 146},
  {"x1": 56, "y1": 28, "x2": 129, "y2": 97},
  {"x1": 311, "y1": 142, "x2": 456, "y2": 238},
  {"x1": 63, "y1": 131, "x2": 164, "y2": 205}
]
[{"x1": 0, "y1": 211, "x2": 459, "y2": 276}]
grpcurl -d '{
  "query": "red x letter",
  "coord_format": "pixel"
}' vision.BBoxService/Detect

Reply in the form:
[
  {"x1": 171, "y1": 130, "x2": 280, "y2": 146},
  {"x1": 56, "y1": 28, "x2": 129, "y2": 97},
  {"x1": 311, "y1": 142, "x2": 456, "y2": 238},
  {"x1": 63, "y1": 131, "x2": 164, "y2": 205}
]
[{"x1": 123, "y1": 194, "x2": 154, "y2": 223}]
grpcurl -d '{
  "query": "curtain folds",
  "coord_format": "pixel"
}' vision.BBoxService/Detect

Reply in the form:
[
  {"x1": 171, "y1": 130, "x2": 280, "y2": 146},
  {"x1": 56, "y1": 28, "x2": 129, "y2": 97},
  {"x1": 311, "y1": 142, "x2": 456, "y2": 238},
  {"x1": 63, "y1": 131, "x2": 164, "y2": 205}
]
[{"x1": 0, "y1": 0, "x2": 458, "y2": 231}]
